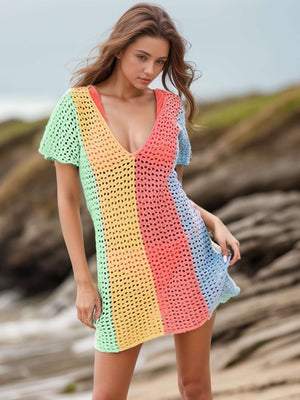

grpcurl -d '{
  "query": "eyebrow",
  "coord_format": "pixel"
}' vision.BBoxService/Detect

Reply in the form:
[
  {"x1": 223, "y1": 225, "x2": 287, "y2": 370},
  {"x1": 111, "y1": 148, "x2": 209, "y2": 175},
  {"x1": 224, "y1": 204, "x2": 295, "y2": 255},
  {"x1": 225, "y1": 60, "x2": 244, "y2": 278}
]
[{"x1": 135, "y1": 49, "x2": 168, "y2": 59}]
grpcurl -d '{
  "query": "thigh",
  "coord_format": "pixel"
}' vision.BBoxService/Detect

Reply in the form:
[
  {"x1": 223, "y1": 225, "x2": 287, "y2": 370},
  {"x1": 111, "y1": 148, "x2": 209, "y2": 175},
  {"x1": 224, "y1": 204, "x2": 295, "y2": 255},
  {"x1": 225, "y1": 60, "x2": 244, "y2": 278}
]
[
  {"x1": 93, "y1": 343, "x2": 143, "y2": 400},
  {"x1": 173, "y1": 309, "x2": 217, "y2": 385}
]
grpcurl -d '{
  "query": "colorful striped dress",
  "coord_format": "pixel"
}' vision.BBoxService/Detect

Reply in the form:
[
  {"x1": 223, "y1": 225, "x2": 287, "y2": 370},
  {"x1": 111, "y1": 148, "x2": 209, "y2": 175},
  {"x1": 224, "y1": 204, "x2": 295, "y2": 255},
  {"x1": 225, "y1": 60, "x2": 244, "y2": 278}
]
[{"x1": 38, "y1": 85, "x2": 240, "y2": 353}]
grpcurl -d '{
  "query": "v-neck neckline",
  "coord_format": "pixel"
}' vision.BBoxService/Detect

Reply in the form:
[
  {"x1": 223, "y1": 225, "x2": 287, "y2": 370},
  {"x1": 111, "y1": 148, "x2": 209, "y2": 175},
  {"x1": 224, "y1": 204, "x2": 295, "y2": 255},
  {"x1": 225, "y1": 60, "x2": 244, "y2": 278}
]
[{"x1": 88, "y1": 85, "x2": 163, "y2": 157}]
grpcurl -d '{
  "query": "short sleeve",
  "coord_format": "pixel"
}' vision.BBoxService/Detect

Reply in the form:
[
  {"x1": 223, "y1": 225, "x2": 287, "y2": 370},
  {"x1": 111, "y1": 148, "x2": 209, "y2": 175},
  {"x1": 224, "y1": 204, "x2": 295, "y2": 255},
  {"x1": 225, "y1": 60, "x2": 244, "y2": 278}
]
[
  {"x1": 38, "y1": 89, "x2": 80, "y2": 167},
  {"x1": 175, "y1": 103, "x2": 192, "y2": 165}
]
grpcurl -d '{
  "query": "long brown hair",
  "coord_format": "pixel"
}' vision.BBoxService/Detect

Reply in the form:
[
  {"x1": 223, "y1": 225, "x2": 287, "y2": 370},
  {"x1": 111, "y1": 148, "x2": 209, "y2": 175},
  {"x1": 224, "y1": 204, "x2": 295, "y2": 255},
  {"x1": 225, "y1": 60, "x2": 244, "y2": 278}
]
[{"x1": 70, "y1": 2, "x2": 199, "y2": 123}]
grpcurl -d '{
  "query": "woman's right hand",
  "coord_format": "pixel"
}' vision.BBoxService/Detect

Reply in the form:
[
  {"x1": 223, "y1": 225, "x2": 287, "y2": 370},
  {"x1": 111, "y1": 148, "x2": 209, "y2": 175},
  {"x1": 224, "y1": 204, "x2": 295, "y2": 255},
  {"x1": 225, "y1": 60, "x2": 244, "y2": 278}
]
[{"x1": 76, "y1": 278, "x2": 102, "y2": 329}]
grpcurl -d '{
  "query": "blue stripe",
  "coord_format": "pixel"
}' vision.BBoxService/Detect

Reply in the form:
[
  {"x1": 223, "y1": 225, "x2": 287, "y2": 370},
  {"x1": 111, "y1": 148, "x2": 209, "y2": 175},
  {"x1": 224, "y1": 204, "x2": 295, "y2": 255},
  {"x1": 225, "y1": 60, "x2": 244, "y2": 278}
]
[{"x1": 167, "y1": 170, "x2": 240, "y2": 315}]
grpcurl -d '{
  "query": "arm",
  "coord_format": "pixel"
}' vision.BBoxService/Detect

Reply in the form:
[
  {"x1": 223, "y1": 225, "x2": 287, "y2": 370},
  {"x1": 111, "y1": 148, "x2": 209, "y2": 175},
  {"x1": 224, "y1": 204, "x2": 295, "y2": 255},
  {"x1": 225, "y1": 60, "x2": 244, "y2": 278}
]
[
  {"x1": 175, "y1": 164, "x2": 241, "y2": 265},
  {"x1": 54, "y1": 161, "x2": 101, "y2": 328}
]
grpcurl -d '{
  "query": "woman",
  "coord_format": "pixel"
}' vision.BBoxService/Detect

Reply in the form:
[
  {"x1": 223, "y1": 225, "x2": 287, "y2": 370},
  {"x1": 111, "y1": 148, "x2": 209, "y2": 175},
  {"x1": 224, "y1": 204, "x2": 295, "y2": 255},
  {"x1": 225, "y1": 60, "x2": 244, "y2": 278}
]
[{"x1": 38, "y1": 3, "x2": 241, "y2": 399}]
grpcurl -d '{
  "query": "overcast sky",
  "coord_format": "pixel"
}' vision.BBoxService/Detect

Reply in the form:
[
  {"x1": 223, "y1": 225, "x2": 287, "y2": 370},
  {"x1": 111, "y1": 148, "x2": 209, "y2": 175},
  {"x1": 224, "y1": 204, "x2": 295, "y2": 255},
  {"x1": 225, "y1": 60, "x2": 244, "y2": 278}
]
[{"x1": 0, "y1": 0, "x2": 299, "y2": 120}]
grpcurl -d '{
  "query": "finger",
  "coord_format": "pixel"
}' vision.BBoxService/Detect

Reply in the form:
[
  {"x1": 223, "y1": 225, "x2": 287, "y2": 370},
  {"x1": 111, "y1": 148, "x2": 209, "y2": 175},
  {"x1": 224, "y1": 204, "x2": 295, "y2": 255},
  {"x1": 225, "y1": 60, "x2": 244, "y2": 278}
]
[
  {"x1": 83, "y1": 312, "x2": 97, "y2": 329},
  {"x1": 229, "y1": 243, "x2": 241, "y2": 265},
  {"x1": 83, "y1": 307, "x2": 95, "y2": 322},
  {"x1": 77, "y1": 305, "x2": 90, "y2": 322},
  {"x1": 90, "y1": 306, "x2": 99, "y2": 329},
  {"x1": 94, "y1": 302, "x2": 102, "y2": 322},
  {"x1": 228, "y1": 248, "x2": 237, "y2": 265},
  {"x1": 229, "y1": 254, "x2": 238, "y2": 266},
  {"x1": 87, "y1": 319, "x2": 96, "y2": 329},
  {"x1": 84, "y1": 320, "x2": 96, "y2": 329},
  {"x1": 219, "y1": 243, "x2": 229, "y2": 263}
]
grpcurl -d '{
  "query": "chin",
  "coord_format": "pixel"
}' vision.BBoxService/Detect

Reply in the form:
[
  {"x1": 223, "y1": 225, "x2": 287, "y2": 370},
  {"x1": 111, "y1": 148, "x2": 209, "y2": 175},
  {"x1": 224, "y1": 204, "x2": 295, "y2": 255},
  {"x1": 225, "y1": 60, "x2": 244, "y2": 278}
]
[{"x1": 134, "y1": 82, "x2": 149, "y2": 90}]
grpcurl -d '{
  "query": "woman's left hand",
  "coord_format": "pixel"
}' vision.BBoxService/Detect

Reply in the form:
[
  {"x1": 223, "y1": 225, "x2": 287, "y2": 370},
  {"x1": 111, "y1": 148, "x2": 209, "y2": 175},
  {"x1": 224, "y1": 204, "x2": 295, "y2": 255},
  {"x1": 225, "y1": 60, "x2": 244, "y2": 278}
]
[{"x1": 212, "y1": 218, "x2": 241, "y2": 266}]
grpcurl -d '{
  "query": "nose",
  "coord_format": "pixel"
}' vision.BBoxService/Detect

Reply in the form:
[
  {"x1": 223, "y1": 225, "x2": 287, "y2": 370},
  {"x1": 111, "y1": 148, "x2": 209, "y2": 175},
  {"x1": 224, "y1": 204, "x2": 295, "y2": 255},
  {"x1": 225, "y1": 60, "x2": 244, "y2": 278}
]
[{"x1": 144, "y1": 61, "x2": 155, "y2": 76}]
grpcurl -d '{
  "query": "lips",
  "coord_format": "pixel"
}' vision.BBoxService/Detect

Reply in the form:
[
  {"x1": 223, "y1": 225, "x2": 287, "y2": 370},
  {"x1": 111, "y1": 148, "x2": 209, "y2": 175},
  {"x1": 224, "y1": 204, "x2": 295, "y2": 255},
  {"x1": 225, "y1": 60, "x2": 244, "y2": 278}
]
[{"x1": 139, "y1": 77, "x2": 151, "y2": 83}]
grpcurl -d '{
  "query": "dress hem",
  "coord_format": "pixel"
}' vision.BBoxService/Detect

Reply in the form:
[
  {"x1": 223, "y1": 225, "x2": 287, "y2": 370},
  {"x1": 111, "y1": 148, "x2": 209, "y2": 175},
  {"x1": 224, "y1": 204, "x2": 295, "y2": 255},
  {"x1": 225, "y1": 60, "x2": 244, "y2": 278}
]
[{"x1": 94, "y1": 289, "x2": 240, "y2": 353}]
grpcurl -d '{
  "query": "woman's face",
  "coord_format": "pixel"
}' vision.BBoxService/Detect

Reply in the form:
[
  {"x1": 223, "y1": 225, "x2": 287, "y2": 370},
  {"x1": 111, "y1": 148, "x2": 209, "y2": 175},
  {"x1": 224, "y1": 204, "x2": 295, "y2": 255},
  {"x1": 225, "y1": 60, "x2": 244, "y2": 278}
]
[{"x1": 117, "y1": 35, "x2": 170, "y2": 89}]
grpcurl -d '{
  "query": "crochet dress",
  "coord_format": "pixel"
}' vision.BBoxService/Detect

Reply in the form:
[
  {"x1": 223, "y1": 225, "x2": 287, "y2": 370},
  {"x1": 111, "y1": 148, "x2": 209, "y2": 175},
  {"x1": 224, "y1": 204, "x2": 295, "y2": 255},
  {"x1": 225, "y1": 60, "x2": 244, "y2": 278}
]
[{"x1": 38, "y1": 85, "x2": 240, "y2": 353}]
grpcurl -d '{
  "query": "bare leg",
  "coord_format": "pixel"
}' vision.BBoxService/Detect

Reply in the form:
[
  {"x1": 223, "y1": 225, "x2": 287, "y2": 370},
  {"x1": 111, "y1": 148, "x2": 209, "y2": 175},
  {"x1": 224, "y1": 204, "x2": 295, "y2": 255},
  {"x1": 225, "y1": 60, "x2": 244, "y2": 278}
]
[
  {"x1": 173, "y1": 309, "x2": 217, "y2": 400},
  {"x1": 92, "y1": 342, "x2": 143, "y2": 400}
]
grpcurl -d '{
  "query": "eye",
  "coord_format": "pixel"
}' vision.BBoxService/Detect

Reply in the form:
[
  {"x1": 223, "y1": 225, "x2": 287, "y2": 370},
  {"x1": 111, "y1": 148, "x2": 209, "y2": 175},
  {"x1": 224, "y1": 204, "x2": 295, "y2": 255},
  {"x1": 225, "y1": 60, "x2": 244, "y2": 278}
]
[
  {"x1": 157, "y1": 60, "x2": 166, "y2": 65},
  {"x1": 137, "y1": 55, "x2": 146, "y2": 61}
]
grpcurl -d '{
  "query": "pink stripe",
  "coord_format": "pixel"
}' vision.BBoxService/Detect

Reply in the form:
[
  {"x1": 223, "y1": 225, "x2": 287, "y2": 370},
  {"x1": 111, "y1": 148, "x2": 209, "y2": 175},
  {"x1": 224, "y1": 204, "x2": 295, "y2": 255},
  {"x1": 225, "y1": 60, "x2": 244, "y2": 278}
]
[
  {"x1": 88, "y1": 86, "x2": 109, "y2": 124},
  {"x1": 135, "y1": 93, "x2": 209, "y2": 333}
]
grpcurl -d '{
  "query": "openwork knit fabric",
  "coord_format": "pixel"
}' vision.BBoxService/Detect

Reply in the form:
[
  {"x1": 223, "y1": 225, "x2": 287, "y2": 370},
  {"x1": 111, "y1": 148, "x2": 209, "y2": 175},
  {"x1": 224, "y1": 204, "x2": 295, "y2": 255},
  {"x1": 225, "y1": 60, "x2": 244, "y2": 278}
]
[{"x1": 38, "y1": 86, "x2": 240, "y2": 353}]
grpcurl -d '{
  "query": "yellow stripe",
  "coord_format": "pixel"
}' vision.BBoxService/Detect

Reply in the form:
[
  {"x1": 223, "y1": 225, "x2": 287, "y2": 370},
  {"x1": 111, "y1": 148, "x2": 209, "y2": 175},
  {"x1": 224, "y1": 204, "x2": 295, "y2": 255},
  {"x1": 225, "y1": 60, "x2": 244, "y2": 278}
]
[{"x1": 72, "y1": 88, "x2": 164, "y2": 350}]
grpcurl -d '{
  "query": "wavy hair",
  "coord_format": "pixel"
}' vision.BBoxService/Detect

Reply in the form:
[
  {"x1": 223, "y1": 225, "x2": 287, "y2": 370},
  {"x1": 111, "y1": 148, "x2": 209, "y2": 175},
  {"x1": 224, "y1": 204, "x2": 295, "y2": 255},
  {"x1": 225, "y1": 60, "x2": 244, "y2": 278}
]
[{"x1": 70, "y1": 2, "x2": 200, "y2": 123}]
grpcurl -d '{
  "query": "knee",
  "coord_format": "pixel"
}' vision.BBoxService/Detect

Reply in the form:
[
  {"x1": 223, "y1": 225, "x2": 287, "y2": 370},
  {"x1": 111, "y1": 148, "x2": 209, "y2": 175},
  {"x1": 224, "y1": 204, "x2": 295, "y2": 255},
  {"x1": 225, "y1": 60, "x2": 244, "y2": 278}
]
[
  {"x1": 92, "y1": 390, "x2": 125, "y2": 400},
  {"x1": 92, "y1": 393, "x2": 110, "y2": 400},
  {"x1": 178, "y1": 377, "x2": 212, "y2": 400}
]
